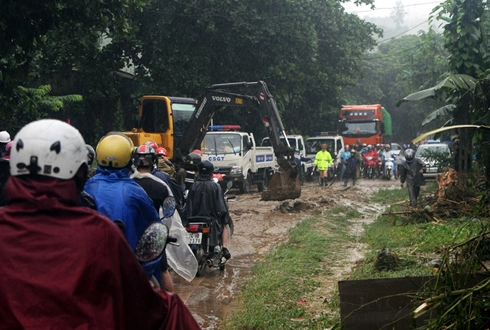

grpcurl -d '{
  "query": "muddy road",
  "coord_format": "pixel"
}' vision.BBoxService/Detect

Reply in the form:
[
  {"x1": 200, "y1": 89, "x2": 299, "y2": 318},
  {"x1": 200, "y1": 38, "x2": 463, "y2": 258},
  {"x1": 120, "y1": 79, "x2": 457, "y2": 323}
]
[{"x1": 172, "y1": 178, "x2": 400, "y2": 329}]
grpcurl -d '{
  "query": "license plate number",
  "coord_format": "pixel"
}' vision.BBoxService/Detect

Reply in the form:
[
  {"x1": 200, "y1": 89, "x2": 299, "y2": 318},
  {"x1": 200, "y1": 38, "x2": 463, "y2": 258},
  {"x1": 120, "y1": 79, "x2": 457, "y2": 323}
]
[{"x1": 188, "y1": 233, "x2": 202, "y2": 244}]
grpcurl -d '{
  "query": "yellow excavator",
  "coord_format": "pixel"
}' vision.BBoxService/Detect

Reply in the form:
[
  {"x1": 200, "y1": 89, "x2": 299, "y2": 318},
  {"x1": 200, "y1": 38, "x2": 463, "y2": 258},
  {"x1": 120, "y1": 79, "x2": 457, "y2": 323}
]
[{"x1": 124, "y1": 81, "x2": 300, "y2": 201}]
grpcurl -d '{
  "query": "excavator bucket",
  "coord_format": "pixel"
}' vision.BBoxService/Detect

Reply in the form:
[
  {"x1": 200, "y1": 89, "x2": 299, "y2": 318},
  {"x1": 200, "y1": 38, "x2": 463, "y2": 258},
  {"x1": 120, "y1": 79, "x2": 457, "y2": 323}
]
[{"x1": 261, "y1": 159, "x2": 301, "y2": 201}]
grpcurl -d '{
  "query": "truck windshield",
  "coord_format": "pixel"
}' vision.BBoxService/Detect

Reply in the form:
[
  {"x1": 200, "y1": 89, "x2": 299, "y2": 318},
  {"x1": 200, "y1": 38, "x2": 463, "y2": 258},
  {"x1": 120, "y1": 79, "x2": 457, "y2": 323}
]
[
  {"x1": 262, "y1": 137, "x2": 296, "y2": 148},
  {"x1": 203, "y1": 134, "x2": 241, "y2": 154},
  {"x1": 172, "y1": 103, "x2": 195, "y2": 140},
  {"x1": 340, "y1": 122, "x2": 378, "y2": 137}
]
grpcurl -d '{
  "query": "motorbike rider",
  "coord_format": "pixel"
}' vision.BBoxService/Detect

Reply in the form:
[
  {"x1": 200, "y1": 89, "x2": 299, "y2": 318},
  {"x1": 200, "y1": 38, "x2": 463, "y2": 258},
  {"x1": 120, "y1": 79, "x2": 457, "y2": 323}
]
[
  {"x1": 185, "y1": 160, "x2": 232, "y2": 260},
  {"x1": 399, "y1": 148, "x2": 426, "y2": 207},
  {"x1": 131, "y1": 144, "x2": 175, "y2": 292},
  {"x1": 86, "y1": 144, "x2": 97, "y2": 179},
  {"x1": 313, "y1": 143, "x2": 333, "y2": 187},
  {"x1": 0, "y1": 130, "x2": 11, "y2": 158},
  {"x1": 379, "y1": 144, "x2": 394, "y2": 176},
  {"x1": 156, "y1": 146, "x2": 176, "y2": 177},
  {"x1": 395, "y1": 144, "x2": 409, "y2": 180},
  {"x1": 84, "y1": 133, "x2": 165, "y2": 285},
  {"x1": 0, "y1": 119, "x2": 199, "y2": 329},
  {"x1": 363, "y1": 144, "x2": 378, "y2": 177}
]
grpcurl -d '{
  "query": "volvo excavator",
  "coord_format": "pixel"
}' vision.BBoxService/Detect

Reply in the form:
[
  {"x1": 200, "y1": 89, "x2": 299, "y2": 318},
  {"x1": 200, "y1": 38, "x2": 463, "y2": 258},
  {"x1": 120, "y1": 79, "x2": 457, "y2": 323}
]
[{"x1": 124, "y1": 81, "x2": 300, "y2": 201}]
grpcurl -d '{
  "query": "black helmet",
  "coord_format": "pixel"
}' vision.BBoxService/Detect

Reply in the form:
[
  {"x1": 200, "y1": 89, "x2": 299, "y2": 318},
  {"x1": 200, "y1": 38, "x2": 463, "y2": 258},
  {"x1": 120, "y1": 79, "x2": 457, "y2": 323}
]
[
  {"x1": 198, "y1": 160, "x2": 214, "y2": 176},
  {"x1": 86, "y1": 144, "x2": 95, "y2": 165},
  {"x1": 404, "y1": 148, "x2": 415, "y2": 162}
]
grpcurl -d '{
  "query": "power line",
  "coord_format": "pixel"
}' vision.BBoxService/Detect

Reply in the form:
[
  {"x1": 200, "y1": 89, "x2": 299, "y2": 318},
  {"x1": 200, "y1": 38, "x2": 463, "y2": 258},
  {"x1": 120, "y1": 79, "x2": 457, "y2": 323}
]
[
  {"x1": 347, "y1": 1, "x2": 441, "y2": 14},
  {"x1": 379, "y1": 20, "x2": 428, "y2": 43}
]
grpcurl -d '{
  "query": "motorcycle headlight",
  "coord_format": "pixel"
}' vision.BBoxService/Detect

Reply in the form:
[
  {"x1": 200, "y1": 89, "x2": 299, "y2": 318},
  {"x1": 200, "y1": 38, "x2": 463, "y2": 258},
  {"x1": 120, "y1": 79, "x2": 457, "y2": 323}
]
[{"x1": 230, "y1": 166, "x2": 242, "y2": 175}]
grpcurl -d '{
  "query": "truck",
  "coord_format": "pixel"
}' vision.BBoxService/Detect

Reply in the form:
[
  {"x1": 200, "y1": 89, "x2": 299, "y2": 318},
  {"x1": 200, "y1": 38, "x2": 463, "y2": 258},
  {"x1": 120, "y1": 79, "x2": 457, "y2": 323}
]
[
  {"x1": 262, "y1": 134, "x2": 314, "y2": 181},
  {"x1": 338, "y1": 104, "x2": 392, "y2": 146},
  {"x1": 202, "y1": 128, "x2": 276, "y2": 193},
  {"x1": 123, "y1": 81, "x2": 300, "y2": 201},
  {"x1": 305, "y1": 133, "x2": 345, "y2": 163}
]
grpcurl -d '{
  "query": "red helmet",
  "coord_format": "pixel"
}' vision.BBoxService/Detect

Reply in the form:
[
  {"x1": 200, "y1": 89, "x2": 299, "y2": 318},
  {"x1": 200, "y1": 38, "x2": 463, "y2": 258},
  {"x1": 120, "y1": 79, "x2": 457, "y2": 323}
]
[
  {"x1": 144, "y1": 141, "x2": 159, "y2": 150},
  {"x1": 192, "y1": 149, "x2": 202, "y2": 156},
  {"x1": 156, "y1": 147, "x2": 168, "y2": 157},
  {"x1": 134, "y1": 144, "x2": 156, "y2": 166}
]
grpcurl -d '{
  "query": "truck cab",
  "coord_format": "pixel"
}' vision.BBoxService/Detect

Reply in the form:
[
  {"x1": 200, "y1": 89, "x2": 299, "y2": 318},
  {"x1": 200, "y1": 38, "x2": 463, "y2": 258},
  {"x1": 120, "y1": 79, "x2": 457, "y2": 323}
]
[
  {"x1": 305, "y1": 133, "x2": 345, "y2": 164},
  {"x1": 202, "y1": 128, "x2": 276, "y2": 193},
  {"x1": 262, "y1": 135, "x2": 313, "y2": 179}
]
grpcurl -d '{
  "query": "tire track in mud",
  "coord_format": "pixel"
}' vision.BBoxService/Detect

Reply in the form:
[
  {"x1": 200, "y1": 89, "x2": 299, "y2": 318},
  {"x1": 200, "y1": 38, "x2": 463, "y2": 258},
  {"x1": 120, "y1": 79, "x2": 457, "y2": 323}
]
[{"x1": 172, "y1": 180, "x2": 398, "y2": 329}]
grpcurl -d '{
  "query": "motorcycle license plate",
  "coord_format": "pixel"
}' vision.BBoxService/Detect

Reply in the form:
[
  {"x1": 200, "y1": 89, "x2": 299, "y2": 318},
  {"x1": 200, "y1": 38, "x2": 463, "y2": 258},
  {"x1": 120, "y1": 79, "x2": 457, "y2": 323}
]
[{"x1": 188, "y1": 233, "x2": 202, "y2": 244}]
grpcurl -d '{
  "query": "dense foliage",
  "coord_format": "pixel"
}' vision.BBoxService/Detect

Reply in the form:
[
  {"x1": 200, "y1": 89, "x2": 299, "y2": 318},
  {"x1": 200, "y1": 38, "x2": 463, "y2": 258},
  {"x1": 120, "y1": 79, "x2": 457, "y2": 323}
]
[{"x1": 1, "y1": 0, "x2": 380, "y2": 143}]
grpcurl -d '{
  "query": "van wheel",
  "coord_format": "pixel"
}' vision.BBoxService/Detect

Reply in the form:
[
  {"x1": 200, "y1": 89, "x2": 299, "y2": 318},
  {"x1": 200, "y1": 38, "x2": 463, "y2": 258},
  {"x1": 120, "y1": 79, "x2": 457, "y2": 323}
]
[{"x1": 239, "y1": 173, "x2": 252, "y2": 194}]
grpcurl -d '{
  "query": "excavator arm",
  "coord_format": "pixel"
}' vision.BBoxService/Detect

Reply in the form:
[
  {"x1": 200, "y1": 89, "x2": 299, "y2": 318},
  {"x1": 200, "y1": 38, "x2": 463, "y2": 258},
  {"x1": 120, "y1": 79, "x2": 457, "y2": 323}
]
[{"x1": 176, "y1": 81, "x2": 300, "y2": 201}]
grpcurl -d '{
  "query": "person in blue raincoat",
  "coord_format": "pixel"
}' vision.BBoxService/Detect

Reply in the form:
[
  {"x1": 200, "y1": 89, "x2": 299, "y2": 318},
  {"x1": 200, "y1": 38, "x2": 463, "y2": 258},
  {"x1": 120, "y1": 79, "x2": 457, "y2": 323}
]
[{"x1": 84, "y1": 133, "x2": 164, "y2": 285}]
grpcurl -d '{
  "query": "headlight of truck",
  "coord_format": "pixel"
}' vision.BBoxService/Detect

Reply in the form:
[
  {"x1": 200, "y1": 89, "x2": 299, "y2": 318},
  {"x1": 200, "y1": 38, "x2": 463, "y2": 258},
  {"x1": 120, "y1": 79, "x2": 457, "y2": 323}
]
[{"x1": 230, "y1": 166, "x2": 243, "y2": 175}]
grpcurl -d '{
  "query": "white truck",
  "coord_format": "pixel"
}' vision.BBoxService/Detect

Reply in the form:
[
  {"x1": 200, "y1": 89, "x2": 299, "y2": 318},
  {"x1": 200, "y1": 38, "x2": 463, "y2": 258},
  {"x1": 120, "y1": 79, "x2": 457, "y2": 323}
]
[
  {"x1": 262, "y1": 135, "x2": 314, "y2": 181},
  {"x1": 202, "y1": 130, "x2": 277, "y2": 193}
]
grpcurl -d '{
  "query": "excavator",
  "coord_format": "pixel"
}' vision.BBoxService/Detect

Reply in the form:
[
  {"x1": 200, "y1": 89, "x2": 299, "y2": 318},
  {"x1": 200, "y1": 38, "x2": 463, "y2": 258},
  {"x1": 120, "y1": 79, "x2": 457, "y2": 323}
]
[{"x1": 124, "y1": 81, "x2": 300, "y2": 201}]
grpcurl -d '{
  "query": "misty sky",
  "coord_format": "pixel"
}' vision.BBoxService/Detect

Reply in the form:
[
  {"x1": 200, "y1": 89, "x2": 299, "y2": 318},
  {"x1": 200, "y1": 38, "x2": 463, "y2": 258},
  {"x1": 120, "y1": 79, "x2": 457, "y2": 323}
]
[{"x1": 343, "y1": 0, "x2": 441, "y2": 18}]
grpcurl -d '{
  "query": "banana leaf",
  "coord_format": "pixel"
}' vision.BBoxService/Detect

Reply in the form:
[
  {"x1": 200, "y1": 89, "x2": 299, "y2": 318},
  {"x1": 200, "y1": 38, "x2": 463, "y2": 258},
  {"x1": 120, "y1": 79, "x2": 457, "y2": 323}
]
[
  {"x1": 421, "y1": 104, "x2": 456, "y2": 126},
  {"x1": 396, "y1": 74, "x2": 477, "y2": 107}
]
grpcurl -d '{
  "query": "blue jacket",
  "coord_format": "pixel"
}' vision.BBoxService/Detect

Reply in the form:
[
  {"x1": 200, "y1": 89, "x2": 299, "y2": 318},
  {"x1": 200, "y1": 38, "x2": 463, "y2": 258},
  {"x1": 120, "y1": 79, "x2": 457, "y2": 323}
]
[{"x1": 84, "y1": 167, "x2": 161, "y2": 251}]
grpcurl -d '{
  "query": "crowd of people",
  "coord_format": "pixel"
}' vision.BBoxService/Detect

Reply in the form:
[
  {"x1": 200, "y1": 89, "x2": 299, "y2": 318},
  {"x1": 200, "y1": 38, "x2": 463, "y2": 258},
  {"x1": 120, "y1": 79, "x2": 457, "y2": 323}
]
[
  {"x1": 309, "y1": 142, "x2": 427, "y2": 207},
  {"x1": 0, "y1": 119, "x2": 239, "y2": 328}
]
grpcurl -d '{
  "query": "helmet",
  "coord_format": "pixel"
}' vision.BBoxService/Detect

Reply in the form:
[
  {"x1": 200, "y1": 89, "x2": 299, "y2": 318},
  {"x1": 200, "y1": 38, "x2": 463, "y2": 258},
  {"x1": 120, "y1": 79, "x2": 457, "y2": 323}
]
[
  {"x1": 376, "y1": 144, "x2": 381, "y2": 148},
  {"x1": 362, "y1": 143, "x2": 367, "y2": 148},
  {"x1": 192, "y1": 149, "x2": 202, "y2": 157},
  {"x1": 185, "y1": 151, "x2": 202, "y2": 169},
  {"x1": 144, "y1": 141, "x2": 159, "y2": 150},
  {"x1": 156, "y1": 147, "x2": 168, "y2": 157},
  {"x1": 402, "y1": 144, "x2": 409, "y2": 149},
  {"x1": 367, "y1": 144, "x2": 372, "y2": 150},
  {"x1": 96, "y1": 133, "x2": 134, "y2": 168},
  {"x1": 0, "y1": 131, "x2": 11, "y2": 143},
  {"x1": 134, "y1": 144, "x2": 156, "y2": 167},
  {"x1": 86, "y1": 144, "x2": 95, "y2": 165},
  {"x1": 384, "y1": 144, "x2": 390, "y2": 149},
  {"x1": 350, "y1": 149, "x2": 356, "y2": 154},
  {"x1": 295, "y1": 148, "x2": 300, "y2": 153},
  {"x1": 10, "y1": 119, "x2": 86, "y2": 179},
  {"x1": 4, "y1": 141, "x2": 13, "y2": 159},
  {"x1": 404, "y1": 148, "x2": 415, "y2": 162},
  {"x1": 198, "y1": 160, "x2": 214, "y2": 176}
]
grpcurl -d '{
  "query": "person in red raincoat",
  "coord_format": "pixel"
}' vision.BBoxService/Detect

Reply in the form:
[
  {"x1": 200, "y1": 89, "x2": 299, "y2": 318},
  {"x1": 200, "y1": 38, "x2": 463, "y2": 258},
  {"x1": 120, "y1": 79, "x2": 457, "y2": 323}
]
[{"x1": 0, "y1": 119, "x2": 200, "y2": 330}]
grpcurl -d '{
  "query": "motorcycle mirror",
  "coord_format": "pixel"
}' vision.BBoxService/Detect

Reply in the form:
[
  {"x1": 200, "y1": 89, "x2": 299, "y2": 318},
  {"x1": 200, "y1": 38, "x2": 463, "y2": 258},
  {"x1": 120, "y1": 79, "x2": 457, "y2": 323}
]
[
  {"x1": 134, "y1": 222, "x2": 169, "y2": 263},
  {"x1": 162, "y1": 196, "x2": 176, "y2": 218},
  {"x1": 226, "y1": 181, "x2": 233, "y2": 190}
]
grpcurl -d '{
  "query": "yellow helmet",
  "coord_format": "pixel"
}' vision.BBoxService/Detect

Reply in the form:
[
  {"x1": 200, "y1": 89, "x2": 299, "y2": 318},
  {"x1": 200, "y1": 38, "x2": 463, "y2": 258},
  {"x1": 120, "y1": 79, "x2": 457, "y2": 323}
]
[{"x1": 96, "y1": 133, "x2": 134, "y2": 168}]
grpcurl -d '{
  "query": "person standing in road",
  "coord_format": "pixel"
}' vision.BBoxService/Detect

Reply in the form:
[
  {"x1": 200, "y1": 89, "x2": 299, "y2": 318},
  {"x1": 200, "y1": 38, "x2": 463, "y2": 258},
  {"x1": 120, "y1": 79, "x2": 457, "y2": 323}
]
[
  {"x1": 343, "y1": 149, "x2": 360, "y2": 187},
  {"x1": 313, "y1": 143, "x2": 333, "y2": 187},
  {"x1": 339, "y1": 144, "x2": 351, "y2": 180},
  {"x1": 399, "y1": 148, "x2": 426, "y2": 207}
]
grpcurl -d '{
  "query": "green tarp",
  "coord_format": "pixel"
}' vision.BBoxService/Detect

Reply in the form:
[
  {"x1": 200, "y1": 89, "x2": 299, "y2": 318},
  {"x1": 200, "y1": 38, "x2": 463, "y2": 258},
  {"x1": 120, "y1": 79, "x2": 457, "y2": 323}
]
[{"x1": 382, "y1": 107, "x2": 392, "y2": 136}]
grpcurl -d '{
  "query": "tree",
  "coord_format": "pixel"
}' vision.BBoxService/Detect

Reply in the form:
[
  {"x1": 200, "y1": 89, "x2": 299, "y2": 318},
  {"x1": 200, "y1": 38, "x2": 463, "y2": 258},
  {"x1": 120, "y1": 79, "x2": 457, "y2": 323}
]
[{"x1": 390, "y1": 1, "x2": 407, "y2": 28}]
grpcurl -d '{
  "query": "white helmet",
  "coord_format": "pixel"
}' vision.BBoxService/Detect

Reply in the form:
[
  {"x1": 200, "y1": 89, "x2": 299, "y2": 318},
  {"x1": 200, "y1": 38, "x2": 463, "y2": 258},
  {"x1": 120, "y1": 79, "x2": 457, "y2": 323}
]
[
  {"x1": 10, "y1": 119, "x2": 87, "y2": 179},
  {"x1": 0, "y1": 131, "x2": 11, "y2": 143}
]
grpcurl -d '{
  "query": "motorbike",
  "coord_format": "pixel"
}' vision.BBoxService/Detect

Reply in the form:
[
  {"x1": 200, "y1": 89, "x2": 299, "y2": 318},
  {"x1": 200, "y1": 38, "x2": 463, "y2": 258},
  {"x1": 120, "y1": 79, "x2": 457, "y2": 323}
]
[
  {"x1": 379, "y1": 153, "x2": 396, "y2": 180},
  {"x1": 185, "y1": 181, "x2": 234, "y2": 276},
  {"x1": 363, "y1": 155, "x2": 377, "y2": 179}
]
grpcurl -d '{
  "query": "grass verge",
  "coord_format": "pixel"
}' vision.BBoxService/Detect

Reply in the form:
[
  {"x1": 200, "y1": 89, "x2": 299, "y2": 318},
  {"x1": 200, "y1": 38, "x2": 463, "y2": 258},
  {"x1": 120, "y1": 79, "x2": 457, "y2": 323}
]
[{"x1": 221, "y1": 205, "x2": 360, "y2": 330}]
